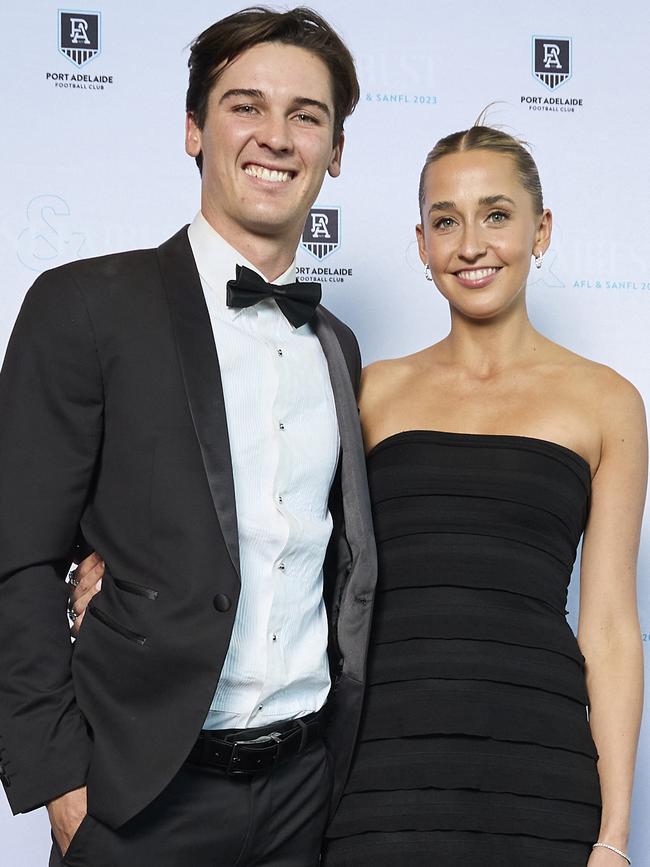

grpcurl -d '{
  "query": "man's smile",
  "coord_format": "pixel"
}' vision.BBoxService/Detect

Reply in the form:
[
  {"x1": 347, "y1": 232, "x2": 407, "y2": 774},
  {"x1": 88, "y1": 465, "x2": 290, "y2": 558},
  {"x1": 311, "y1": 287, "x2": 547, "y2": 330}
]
[{"x1": 243, "y1": 163, "x2": 296, "y2": 183}]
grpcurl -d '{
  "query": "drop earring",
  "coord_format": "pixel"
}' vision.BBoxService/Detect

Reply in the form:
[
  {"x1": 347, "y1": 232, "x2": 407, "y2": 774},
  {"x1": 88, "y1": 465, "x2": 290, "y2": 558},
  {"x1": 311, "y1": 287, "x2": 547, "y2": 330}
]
[
  {"x1": 424, "y1": 264, "x2": 433, "y2": 281},
  {"x1": 534, "y1": 251, "x2": 543, "y2": 269}
]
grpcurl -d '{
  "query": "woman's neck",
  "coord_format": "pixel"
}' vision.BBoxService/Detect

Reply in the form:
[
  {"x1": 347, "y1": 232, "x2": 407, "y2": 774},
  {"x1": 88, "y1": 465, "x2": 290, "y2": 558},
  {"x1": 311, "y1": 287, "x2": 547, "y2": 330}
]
[{"x1": 442, "y1": 306, "x2": 545, "y2": 379}]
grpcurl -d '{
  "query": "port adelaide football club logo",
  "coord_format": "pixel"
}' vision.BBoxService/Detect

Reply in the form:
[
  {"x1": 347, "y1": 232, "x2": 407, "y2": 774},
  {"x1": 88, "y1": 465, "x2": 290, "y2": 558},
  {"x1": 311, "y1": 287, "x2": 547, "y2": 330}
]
[
  {"x1": 297, "y1": 207, "x2": 352, "y2": 284},
  {"x1": 46, "y1": 10, "x2": 115, "y2": 91},
  {"x1": 58, "y1": 10, "x2": 100, "y2": 66},
  {"x1": 301, "y1": 207, "x2": 340, "y2": 260},
  {"x1": 532, "y1": 36, "x2": 571, "y2": 90},
  {"x1": 521, "y1": 35, "x2": 583, "y2": 114}
]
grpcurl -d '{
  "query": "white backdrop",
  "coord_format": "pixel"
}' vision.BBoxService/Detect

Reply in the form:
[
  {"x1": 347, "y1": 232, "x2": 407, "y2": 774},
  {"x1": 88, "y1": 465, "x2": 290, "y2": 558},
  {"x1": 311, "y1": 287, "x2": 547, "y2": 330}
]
[{"x1": 1, "y1": 1, "x2": 648, "y2": 863}]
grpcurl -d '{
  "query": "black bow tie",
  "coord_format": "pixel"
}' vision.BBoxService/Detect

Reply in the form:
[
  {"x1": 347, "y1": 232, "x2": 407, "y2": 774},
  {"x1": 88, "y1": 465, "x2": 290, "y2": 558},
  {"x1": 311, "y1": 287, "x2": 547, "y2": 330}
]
[{"x1": 226, "y1": 265, "x2": 321, "y2": 329}]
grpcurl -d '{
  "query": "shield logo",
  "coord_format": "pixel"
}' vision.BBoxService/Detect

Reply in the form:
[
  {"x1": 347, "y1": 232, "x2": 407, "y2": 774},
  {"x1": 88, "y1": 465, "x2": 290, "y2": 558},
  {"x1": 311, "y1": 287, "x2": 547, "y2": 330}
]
[
  {"x1": 300, "y1": 207, "x2": 340, "y2": 260},
  {"x1": 58, "y1": 10, "x2": 101, "y2": 67},
  {"x1": 532, "y1": 36, "x2": 572, "y2": 91}
]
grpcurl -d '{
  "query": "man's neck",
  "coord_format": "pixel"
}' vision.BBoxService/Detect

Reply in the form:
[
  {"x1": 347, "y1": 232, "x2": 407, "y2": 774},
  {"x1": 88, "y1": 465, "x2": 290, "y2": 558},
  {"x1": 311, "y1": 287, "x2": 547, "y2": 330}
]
[{"x1": 200, "y1": 209, "x2": 299, "y2": 282}]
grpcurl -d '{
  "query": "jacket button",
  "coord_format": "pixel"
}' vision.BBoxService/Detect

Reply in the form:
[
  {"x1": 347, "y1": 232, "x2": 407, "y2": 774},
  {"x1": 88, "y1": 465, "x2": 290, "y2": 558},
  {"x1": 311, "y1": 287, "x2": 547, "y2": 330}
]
[{"x1": 213, "y1": 594, "x2": 232, "y2": 612}]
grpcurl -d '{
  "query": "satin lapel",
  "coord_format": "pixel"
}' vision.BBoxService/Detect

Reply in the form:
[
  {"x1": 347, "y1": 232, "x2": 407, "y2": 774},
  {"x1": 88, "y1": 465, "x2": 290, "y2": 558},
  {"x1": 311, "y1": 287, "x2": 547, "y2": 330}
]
[
  {"x1": 157, "y1": 227, "x2": 240, "y2": 576},
  {"x1": 312, "y1": 310, "x2": 375, "y2": 576}
]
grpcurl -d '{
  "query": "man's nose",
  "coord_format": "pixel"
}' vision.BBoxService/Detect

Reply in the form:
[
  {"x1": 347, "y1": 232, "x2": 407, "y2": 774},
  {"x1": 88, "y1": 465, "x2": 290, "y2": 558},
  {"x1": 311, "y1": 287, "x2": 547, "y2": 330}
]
[{"x1": 256, "y1": 112, "x2": 293, "y2": 152}]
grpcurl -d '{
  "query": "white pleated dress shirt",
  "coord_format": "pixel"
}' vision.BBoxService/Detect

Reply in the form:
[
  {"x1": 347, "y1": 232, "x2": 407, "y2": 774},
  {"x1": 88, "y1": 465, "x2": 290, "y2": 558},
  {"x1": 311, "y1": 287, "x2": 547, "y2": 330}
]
[{"x1": 187, "y1": 213, "x2": 340, "y2": 730}]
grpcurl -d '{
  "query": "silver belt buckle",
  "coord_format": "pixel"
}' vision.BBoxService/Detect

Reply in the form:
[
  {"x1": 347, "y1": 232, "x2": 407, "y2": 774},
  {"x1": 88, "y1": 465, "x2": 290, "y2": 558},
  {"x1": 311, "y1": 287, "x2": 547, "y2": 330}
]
[{"x1": 227, "y1": 731, "x2": 282, "y2": 774}]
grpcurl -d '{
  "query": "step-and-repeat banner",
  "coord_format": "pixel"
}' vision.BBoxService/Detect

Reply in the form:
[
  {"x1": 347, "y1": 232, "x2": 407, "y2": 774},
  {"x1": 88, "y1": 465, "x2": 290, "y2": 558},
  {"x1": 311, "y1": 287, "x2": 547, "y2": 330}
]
[{"x1": 1, "y1": 1, "x2": 648, "y2": 862}]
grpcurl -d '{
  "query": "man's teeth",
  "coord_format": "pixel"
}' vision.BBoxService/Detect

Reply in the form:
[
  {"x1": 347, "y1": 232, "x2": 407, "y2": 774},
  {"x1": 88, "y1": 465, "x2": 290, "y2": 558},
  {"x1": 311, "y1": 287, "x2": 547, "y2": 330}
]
[
  {"x1": 244, "y1": 165, "x2": 292, "y2": 182},
  {"x1": 457, "y1": 268, "x2": 499, "y2": 281}
]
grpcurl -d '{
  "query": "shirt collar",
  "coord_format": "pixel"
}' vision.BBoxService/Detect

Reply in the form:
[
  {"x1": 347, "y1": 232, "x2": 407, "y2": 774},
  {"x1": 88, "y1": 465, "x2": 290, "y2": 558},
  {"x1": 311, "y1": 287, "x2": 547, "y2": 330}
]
[{"x1": 187, "y1": 212, "x2": 297, "y2": 320}]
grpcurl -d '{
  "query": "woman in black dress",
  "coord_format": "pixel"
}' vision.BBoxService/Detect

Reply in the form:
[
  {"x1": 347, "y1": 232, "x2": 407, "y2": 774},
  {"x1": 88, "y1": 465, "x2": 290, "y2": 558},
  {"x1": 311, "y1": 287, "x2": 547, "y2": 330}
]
[{"x1": 324, "y1": 127, "x2": 645, "y2": 866}]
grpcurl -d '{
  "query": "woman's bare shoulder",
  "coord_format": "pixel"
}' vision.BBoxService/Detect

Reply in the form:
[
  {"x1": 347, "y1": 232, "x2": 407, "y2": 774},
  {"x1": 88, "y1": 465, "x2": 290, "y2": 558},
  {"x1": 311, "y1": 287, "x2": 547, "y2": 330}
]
[
  {"x1": 362, "y1": 356, "x2": 413, "y2": 390},
  {"x1": 553, "y1": 343, "x2": 643, "y2": 409},
  {"x1": 359, "y1": 350, "x2": 437, "y2": 449},
  {"x1": 547, "y1": 342, "x2": 646, "y2": 451},
  {"x1": 361, "y1": 346, "x2": 438, "y2": 393}
]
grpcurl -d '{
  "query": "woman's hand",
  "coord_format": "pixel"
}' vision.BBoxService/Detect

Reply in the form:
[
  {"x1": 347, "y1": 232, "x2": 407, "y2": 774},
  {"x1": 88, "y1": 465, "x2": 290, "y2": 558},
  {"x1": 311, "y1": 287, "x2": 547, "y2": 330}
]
[{"x1": 68, "y1": 552, "x2": 104, "y2": 637}]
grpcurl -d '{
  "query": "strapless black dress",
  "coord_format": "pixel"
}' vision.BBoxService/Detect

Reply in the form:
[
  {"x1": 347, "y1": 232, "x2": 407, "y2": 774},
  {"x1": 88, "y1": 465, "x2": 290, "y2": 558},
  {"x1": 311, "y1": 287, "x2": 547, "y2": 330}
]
[{"x1": 324, "y1": 431, "x2": 601, "y2": 866}]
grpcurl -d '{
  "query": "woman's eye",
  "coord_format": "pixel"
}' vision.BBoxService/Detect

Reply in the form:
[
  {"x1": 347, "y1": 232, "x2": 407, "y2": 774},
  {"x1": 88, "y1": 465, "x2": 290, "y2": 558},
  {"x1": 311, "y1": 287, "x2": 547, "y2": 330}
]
[{"x1": 488, "y1": 210, "x2": 509, "y2": 224}]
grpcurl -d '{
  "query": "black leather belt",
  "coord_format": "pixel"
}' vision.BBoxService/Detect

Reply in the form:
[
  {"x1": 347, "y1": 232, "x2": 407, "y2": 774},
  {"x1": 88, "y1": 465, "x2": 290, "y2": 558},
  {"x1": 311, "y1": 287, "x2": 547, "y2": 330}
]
[{"x1": 186, "y1": 711, "x2": 323, "y2": 775}]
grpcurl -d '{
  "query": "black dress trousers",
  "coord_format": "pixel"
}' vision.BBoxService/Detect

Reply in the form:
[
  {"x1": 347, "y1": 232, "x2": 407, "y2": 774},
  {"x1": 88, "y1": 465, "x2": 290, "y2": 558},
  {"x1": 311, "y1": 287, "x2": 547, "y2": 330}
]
[{"x1": 49, "y1": 740, "x2": 332, "y2": 867}]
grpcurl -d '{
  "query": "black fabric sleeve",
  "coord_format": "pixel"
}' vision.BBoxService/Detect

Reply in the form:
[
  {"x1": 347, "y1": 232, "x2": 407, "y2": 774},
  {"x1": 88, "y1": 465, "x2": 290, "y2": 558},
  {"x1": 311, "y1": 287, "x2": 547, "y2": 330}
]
[{"x1": 0, "y1": 267, "x2": 103, "y2": 813}]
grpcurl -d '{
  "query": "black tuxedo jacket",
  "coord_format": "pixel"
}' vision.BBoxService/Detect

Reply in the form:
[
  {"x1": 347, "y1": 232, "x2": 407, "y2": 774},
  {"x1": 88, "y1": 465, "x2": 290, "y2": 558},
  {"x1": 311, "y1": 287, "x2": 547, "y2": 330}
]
[{"x1": 0, "y1": 227, "x2": 377, "y2": 828}]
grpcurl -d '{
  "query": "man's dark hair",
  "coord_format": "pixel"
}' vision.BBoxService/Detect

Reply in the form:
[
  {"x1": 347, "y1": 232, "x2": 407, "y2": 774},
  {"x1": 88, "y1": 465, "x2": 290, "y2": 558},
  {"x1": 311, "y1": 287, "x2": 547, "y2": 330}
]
[{"x1": 186, "y1": 6, "x2": 360, "y2": 172}]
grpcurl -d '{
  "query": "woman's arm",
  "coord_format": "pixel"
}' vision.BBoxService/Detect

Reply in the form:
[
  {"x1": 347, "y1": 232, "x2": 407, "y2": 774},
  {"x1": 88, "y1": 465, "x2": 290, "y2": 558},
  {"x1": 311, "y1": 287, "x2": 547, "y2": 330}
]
[{"x1": 578, "y1": 374, "x2": 647, "y2": 862}]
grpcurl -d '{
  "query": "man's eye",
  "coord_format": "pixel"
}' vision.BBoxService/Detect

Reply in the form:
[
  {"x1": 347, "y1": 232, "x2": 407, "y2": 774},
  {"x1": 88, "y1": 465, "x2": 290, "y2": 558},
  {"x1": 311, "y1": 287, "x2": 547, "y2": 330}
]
[
  {"x1": 234, "y1": 104, "x2": 256, "y2": 115},
  {"x1": 433, "y1": 217, "x2": 456, "y2": 230},
  {"x1": 295, "y1": 113, "x2": 318, "y2": 124}
]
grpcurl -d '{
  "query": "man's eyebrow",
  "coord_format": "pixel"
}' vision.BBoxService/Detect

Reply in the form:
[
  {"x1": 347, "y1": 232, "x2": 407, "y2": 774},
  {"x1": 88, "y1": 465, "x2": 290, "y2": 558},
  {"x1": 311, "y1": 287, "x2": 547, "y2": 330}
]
[
  {"x1": 219, "y1": 88, "x2": 265, "y2": 103},
  {"x1": 290, "y1": 97, "x2": 331, "y2": 117},
  {"x1": 427, "y1": 200, "x2": 456, "y2": 215}
]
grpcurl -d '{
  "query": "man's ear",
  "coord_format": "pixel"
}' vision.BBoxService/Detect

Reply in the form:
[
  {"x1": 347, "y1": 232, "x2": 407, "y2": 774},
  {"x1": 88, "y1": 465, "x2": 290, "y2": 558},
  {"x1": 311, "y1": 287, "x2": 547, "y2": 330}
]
[
  {"x1": 185, "y1": 112, "x2": 202, "y2": 158},
  {"x1": 327, "y1": 132, "x2": 345, "y2": 178}
]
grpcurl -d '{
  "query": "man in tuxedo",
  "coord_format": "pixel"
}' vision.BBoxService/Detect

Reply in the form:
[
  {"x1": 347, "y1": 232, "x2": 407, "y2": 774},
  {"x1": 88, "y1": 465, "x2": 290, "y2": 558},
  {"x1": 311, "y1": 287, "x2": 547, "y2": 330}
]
[{"x1": 0, "y1": 8, "x2": 376, "y2": 865}]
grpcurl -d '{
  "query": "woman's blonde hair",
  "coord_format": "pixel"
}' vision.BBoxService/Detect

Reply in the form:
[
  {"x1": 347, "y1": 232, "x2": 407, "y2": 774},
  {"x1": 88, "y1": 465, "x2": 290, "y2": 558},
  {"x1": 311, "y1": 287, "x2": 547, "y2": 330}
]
[{"x1": 418, "y1": 125, "x2": 544, "y2": 217}]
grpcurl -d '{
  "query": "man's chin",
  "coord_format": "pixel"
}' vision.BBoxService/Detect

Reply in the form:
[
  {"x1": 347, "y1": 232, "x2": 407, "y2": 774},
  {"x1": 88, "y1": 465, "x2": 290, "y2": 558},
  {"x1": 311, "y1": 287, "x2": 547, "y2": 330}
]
[{"x1": 241, "y1": 209, "x2": 307, "y2": 242}]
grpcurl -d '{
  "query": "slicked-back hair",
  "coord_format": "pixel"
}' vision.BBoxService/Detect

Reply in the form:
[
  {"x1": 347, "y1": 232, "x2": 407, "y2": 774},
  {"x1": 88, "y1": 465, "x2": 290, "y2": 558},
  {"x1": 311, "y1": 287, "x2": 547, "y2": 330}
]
[
  {"x1": 186, "y1": 6, "x2": 359, "y2": 172},
  {"x1": 418, "y1": 126, "x2": 545, "y2": 218}
]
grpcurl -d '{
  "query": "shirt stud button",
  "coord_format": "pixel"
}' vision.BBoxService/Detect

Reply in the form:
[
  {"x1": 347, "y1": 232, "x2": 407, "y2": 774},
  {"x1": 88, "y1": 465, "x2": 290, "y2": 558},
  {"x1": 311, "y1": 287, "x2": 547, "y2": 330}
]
[
  {"x1": 277, "y1": 348, "x2": 283, "y2": 357},
  {"x1": 279, "y1": 422, "x2": 285, "y2": 431},
  {"x1": 278, "y1": 562, "x2": 285, "y2": 571}
]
